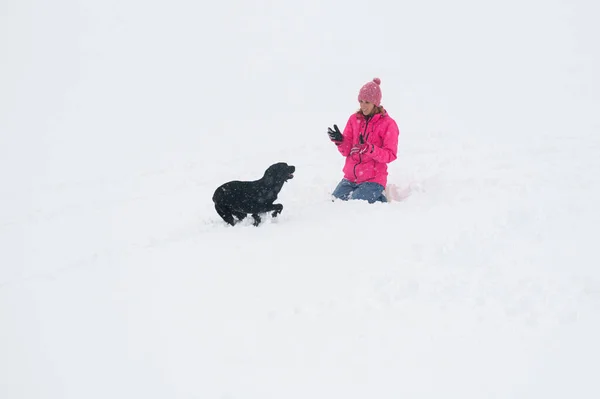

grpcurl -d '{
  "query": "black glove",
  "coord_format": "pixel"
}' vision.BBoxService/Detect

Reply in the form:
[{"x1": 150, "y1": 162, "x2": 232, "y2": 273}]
[{"x1": 327, "y1": 124, "x2": 343, "y2": 142}]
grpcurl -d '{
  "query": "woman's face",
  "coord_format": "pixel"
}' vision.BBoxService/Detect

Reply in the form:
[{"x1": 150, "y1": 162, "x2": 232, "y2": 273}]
[{"x1": 359, "y1": 100, "x2": 375, "y2": 115}]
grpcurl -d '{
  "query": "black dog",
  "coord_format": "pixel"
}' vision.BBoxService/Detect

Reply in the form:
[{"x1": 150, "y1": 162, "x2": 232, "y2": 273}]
[{"x1": 213, "y1": 162, "x2": 295, "y2": 226}]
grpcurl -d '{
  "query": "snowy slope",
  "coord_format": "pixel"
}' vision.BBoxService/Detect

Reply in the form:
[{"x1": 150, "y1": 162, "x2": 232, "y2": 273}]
[{"x1": 1, "y1": 0, "x2": 600, "y2": 398}]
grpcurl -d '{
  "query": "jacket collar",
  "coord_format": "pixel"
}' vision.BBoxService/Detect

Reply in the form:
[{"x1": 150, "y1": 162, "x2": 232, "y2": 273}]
[{"x1": 356, "y1": 111, "x2": 384, "y2": 123}]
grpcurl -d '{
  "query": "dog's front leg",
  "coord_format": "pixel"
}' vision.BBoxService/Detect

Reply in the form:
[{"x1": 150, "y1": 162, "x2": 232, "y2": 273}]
[
  {"x1": 251, "y1": 214, "x2": 262, "y2": 226},
  {"x1": 271, "y1": 203, "x2": 283, "y2": 217}
]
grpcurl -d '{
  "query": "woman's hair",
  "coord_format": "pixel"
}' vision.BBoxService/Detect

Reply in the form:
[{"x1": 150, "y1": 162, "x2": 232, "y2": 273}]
[{"x1": 356, "y1": 105, "x2": 386, "y2": 116}]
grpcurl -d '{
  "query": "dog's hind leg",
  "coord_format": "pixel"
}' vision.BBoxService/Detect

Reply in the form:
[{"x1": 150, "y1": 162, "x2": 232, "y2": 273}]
[
  {"x1": 251, "y1": 214, "x2": 262, "y2": 226},
  {"x1": 232, "y1": 211, "x2": 247, "y2": 222},
  {"x1": 215, "y1": 204, "x2": 236, "y2": 226}
]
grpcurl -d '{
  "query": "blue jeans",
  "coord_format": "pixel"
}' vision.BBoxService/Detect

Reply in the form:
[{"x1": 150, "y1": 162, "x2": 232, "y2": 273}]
[{"x1": 332, "y1": 179, "x2": 387, "y2": 203}]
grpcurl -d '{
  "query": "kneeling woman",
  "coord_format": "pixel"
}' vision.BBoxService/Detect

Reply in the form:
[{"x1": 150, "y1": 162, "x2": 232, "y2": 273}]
[{"x1": 327, "y1": 77, "x2": 400, "y2": 203}]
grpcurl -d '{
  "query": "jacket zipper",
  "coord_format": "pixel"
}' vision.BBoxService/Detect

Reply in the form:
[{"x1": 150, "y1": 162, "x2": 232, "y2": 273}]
[{"x1": 353, "y1": 117, "x2": 371, "y2": 181}]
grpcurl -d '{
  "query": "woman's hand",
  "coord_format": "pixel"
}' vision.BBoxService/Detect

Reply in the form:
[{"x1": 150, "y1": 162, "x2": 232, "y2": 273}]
[
  {"x1": 327, "y1": 125, "x2": 343, "y2": 142},
  {"x1": 350, "y1": 143, "x2": 373, "y2": 155}
]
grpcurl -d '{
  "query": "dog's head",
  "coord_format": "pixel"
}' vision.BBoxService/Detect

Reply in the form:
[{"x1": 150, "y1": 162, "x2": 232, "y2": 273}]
[{"x1": 263, "y1": 162, "x2": 295, "y2": 184}]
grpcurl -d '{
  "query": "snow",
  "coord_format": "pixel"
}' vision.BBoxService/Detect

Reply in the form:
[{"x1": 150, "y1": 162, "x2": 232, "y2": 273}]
[{"x1": 1, "y1": 0, "x2": 600, "y2": 398}]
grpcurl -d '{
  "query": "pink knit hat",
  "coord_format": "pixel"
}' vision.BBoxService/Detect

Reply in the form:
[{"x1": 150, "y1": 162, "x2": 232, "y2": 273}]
[{"x1": 358, "y1": 77, "x2": 382, "y2": 106}]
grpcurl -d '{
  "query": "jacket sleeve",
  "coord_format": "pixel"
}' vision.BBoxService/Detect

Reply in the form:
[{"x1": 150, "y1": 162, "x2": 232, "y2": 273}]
[
  {"x1": 370, "y1": 119, "x2": 399, "y2": 164},
  {"x1": 336, "y1": 116, "x2": 355, "y2": 157}
]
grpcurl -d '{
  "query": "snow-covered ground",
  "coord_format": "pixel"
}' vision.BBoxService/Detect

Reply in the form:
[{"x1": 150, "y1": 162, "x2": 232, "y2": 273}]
[{"x1": 1, "y1": 0, "x2": 599, "y2": 398}]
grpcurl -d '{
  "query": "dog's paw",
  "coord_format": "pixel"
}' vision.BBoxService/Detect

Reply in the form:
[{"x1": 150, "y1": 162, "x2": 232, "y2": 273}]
[{"x1": 271, "y1": 204, "x2": 283, "y2": 217}]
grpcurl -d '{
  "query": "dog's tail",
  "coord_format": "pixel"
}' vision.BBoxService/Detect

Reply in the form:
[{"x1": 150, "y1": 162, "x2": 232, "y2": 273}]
[{"x1": 212, "y1": 186, "x2": 223, "y2": 203}]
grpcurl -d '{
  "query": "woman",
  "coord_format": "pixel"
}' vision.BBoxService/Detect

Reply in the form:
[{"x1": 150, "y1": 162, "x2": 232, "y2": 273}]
[{"x1": 327, "y1": 77, "x2": 400, "y2": 203}]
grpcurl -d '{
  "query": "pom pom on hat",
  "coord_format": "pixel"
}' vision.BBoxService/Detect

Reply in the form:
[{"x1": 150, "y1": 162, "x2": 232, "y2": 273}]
[{"x1": 358, "y1": 77, "x2": 382, "y2": 106}]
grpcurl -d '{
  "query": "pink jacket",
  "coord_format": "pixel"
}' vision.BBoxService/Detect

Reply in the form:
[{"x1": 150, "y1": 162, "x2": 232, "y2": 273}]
[{"x1": 336, "y1": 110, "x2": 399, "y2": 187}]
